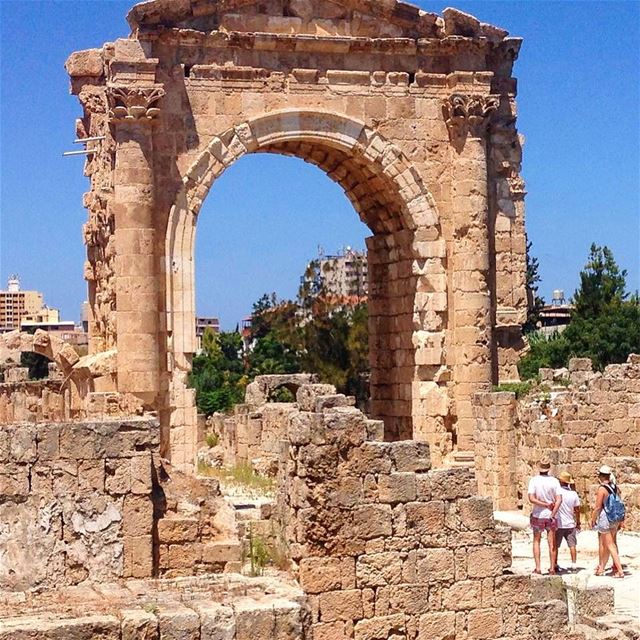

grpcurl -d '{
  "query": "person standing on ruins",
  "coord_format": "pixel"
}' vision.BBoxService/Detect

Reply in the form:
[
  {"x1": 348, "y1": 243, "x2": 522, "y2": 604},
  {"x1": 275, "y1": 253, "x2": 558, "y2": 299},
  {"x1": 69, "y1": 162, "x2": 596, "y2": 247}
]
[
  {"x1": 528, "y1": 459, "x2": 562, "y2": 575},
  {"x1": 555, "y1": 471, "x2": 581, "y2": 572},
  {"x1": 591, "y1": 466, "x2": 625, "y2": 578}
]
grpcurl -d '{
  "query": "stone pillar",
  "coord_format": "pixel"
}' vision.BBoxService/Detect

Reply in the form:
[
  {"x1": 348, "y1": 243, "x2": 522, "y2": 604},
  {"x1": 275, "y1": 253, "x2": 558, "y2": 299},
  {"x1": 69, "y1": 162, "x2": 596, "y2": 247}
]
[
  {"x1": 444, "y1": 93, "x2": 499, "y2": 453},
  {"x1": 108, "y1": 86, "x2": 164, "y2": 406}
]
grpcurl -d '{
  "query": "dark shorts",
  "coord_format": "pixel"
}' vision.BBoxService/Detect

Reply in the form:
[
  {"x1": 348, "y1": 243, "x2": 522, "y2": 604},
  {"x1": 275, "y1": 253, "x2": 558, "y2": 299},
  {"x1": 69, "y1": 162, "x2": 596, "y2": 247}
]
[
  {"x1": 556, "y1": 527, "x2": 577, "y2": 548},
  {"x1": 530, "y1": 515, "x2": 558, "y2": 533}
]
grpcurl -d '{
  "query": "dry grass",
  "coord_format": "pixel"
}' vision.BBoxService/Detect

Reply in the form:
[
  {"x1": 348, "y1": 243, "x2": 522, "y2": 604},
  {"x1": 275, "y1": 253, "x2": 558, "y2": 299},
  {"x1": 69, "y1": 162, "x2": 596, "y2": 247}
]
[{"x1": 197, "y1": 461, "x2": 274, "y2": 495}]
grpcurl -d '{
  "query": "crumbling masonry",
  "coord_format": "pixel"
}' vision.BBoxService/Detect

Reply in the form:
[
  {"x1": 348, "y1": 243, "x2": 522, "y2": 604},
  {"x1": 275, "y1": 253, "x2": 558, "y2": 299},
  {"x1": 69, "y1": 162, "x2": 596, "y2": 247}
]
[
  {"x1": 0, "y1": 2, "x2": 624, "y2": 639},
  {"x1": 66, "y1": 0, "x2": 529, "y2": 469}
]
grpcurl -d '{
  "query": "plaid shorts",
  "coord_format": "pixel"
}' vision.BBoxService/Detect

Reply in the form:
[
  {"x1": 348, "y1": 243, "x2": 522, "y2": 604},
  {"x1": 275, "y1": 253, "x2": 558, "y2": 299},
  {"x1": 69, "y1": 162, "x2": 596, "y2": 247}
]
[{"x1": 530, "y1": 515, "x2": 558, "y2": 533}]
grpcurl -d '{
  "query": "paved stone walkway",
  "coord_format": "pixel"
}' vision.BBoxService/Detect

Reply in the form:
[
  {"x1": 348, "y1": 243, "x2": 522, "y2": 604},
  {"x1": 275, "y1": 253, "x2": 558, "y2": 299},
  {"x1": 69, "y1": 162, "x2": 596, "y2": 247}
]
[{"x1": 496, "y1": 511, "x2": 640, "y2": 622}]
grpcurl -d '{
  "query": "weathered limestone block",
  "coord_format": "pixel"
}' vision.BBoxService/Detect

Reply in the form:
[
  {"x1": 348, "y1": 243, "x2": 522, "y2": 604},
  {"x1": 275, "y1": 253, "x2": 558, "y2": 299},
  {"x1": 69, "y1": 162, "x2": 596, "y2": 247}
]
[
  {"x1": 457, "y1": 496, "x2": 495, "y2": 531},
  {"x1": 0, "y1": 615, "x2": 121, "y2": 640},
  {"x1": 158, "y1": 518, "x2": 199, "y2": 544},
  {"x1": 467, "y1": 607, "x2": 503, "y2": 639},
  {"x1": 234, "y1": 600, "x2": 277, "y2": 640},
  {"x1": 300, "y1": 557, "x2": 354, "y2": 594},
  {"x1": 378, "y1": 472, "x2": 417, "y2": 504},
  {"x1": 157, "y1": 606, "x2": 200, "y2": 640},
  {"x1": 353, "y1": 614, "x2": 405, "y2": 640},
  {"x1": 121, "y1": 609, "x2": 159, "y2": 640},
  {"x1": 65, "y1": 48, "x2": 105, "y2": 77},
  {"x1": 318, "y1": 589, "x2": 363, "y2": 622}
]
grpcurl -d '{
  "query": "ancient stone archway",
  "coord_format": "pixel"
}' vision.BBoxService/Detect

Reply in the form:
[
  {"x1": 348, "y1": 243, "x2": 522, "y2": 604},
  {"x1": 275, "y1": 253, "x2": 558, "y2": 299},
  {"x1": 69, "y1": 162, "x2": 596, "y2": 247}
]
[
  {"x1": 67, "y1": 0, "x2": 528, "y2": 469},
  {"x1": 165, "y1": 110, "x2": 447, "y2": 461}
]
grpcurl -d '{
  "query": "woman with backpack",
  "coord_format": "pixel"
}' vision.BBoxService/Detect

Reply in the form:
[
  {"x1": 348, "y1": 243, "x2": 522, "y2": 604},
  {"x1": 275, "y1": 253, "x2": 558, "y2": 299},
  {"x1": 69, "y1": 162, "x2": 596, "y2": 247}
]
[{"x1": 590, "y1": 465, "x2": 625, "y2": 578}]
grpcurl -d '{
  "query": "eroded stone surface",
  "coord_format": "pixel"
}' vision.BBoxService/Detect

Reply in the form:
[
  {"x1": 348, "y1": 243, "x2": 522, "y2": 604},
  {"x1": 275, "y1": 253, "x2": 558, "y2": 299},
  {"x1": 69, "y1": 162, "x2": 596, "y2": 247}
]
[
  {"x1": 67, "y1": 0, "x2": 529, "y2": 469},
  {"x1": 475, "y1": 354, "x2": 640, "y2": 527}
]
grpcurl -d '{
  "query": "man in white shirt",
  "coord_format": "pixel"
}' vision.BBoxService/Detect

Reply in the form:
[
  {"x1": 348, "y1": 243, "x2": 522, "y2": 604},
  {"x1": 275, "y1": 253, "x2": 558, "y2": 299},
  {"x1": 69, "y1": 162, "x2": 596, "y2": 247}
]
[
  {"x1": 528, "y1": 459, "x2": 562, "y2": 575},
  {"x1": 556, "y1": 471, "x2": 581, "y2": 571}
]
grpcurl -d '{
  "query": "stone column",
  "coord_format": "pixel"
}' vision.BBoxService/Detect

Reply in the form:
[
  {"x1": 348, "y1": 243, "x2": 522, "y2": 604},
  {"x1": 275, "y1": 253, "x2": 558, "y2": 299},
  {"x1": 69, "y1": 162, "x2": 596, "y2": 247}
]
[
  {"x1": 444, "y1": 93, "x2": 499, "y2": 453},
  {"x1": 108, "y1": 86, "x2": 164, "y2": 406}
]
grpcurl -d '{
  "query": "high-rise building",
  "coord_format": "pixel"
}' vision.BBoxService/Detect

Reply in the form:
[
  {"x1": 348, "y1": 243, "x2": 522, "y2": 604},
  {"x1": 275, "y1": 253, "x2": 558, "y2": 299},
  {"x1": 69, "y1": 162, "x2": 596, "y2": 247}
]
[
  {"x1": 301, "y1": 247, "x2": 368, "y2": 303},
  {"x1": 0, "y1": 276, "x2": 57, "y2": 333},
  {"x1": 195, "y1": 316, "x2": 221, "y2": 351},
  {"x1": 196, "y1": 316, "x2": 220, "y2": 339}
]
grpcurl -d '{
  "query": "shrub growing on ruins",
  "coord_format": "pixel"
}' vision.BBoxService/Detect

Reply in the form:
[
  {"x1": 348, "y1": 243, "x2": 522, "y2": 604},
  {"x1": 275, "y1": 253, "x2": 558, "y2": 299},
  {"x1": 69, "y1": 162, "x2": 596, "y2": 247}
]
[
  {"x1": 205, "y1": 432, "x2": 219, "y2": 448},
  {"x1": 492, "y1": 381, "x2": 535, "y2": 398},
  {"x1": 247, "y1": 525, "x2": 271, "y2": 577}
]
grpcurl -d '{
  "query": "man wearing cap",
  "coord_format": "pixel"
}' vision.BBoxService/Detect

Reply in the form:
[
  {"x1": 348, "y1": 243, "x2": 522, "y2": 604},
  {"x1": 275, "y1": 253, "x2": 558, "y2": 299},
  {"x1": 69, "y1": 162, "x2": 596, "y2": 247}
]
[
  {"x1": 527, "y1": 459, "x2": 562, "y2": 574},
  {"x1": 556, "y1": 471, "x2": 581, "y2": 572}
]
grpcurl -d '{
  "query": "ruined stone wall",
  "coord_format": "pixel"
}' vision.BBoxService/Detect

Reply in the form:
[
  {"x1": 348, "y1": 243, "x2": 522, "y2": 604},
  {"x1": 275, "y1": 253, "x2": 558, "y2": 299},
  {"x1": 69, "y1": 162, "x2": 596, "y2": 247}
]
[
  {"x1": 156, "y1": 462, "x2": 240, "y2": 578},
  {"x1": 474, "y1": 355, "x2": 640, "y2": 528},
  {"x1": 206, "y1": 403, "x2": 298, "y2": 475},
  {"x1": 473, "y1": 391, "x2": 520, "y2": 511},
  {"x1": 0, "y1": 419, "x2": 158, "y2": 591},
  {"x1": 0, "y1": 379, "x2": 68, "y2": 425},
  {"x1": 276, "y1": 390, "x2": 576, "y2": 640},
  {"x1": 0, "y1": 574, "x2": 307, "y2": 640},
  {"x1": 0, "y1": 414, "x2": 242, "y2": 593},
  {"x1": 203, "y1": 376, "x2": 352, "y2": 475}
]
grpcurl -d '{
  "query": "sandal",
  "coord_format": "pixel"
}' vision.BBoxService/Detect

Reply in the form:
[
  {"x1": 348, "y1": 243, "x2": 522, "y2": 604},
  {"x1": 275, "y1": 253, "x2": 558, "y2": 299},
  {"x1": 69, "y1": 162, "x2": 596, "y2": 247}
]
[
  {"x1": 532, "y1": 569, "x2": 541, "y2": 575},
  {"x1": 595, "y1": 567, "x2": 604, "y2": 576}
]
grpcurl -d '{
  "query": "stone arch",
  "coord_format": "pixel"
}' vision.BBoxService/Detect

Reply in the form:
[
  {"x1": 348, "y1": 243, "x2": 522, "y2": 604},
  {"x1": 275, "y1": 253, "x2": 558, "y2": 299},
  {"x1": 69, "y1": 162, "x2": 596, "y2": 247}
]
[
  {"x1": 164, "y1": 110, "x2": 448, "y2": 458},
  {"x1": 244, "y1": 374, "x2": 319, "y2": 407}
]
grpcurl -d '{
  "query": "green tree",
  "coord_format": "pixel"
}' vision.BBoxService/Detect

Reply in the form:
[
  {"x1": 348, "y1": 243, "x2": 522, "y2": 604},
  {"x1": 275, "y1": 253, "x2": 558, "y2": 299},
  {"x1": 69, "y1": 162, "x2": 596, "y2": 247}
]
[
  {"x1": 517, "y1": 331, "x2": 571, "y2": 380},
  {"x1": 560, "y1": 295, "x2": 640, "y2": 370},
  {"x1": 248, "y1": 334, "x2": 301, "y2": 376},
  {"x1": 518, "y1": 244, "x2": 640, "y2": 378},
  {"x1": 190, "y1": 291, "x2": 372, "y2": 415},
  {"x1": 189, "y1": 329, "x2": 247, "y2": 414},
  {"x1": 20, "y1": 351, "x2": 51, "y2": 380},
  {"x1": 572, "y1": 243, "x2": 627, "y2": 318},
  {"x1": 249, "y1": 293, "x2": 279, "y2": 341},
  {"x1": 523, "y1": 240, "x2": 545, "y2": 333}
]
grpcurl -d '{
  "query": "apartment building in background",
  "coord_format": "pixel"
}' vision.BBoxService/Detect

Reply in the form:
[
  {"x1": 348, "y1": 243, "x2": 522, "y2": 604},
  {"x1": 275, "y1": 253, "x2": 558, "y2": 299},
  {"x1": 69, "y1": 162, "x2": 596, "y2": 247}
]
[
  {"x1": 301, "y1": 247, "x2": 368, "y2": 303},
  {"x1": 0, "y1": 276, "x2": 58, "y2": 333}
]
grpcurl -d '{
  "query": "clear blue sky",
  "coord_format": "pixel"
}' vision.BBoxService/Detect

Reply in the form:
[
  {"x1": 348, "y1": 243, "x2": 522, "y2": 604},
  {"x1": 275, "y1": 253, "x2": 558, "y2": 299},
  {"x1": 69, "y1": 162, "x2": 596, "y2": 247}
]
[{"x1": 1, "y1": 1, "x2": 638, "y2": 330}]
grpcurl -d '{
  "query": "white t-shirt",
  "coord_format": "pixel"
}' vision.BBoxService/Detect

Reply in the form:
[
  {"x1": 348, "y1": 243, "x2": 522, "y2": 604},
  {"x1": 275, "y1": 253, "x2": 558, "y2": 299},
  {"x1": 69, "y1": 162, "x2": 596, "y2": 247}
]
[
  {"x1": 557, "y1": 486, "x2": 581, "y2": 528},
  {"x1": 528, "y1": 474, "x2": 561, "y2": 519}
]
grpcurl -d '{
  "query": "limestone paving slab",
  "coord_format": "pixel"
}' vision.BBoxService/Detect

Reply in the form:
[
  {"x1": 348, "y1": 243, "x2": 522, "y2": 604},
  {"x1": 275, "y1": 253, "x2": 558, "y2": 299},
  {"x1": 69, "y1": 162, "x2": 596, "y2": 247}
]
[
  {"x1": 0, "y1": 573, "x2": 305, "y2": 639},
  {"x1": 499, "y1": 511, "x2": 640, "y2": 622}
]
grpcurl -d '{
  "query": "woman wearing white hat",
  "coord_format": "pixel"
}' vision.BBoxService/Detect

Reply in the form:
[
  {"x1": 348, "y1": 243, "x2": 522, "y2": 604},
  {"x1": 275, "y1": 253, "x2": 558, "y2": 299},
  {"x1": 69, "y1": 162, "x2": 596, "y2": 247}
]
[{"x1": 590, "y1": 465, "x2": 625, "y2": 578}]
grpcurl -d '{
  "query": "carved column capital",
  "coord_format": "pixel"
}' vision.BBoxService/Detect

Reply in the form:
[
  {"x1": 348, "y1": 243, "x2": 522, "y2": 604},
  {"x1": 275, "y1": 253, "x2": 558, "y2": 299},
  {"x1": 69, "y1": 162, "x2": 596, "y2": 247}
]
[
  {"x1": 443, "y1": 93, "x2": 500, "y2": 140},
  {"x1": 107, "y1": 85, "x2": 164, "y2": 124}
]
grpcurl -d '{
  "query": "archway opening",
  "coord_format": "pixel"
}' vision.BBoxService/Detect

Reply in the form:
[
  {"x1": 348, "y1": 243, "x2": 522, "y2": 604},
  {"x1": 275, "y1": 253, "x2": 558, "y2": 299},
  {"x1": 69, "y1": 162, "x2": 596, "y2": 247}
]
[
  {"x1": 191, "y1": 152, "x2": 371, "y2": 415},
  {"x1": 164, "y1": 112, "x2": 447, "y2": 465}
]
